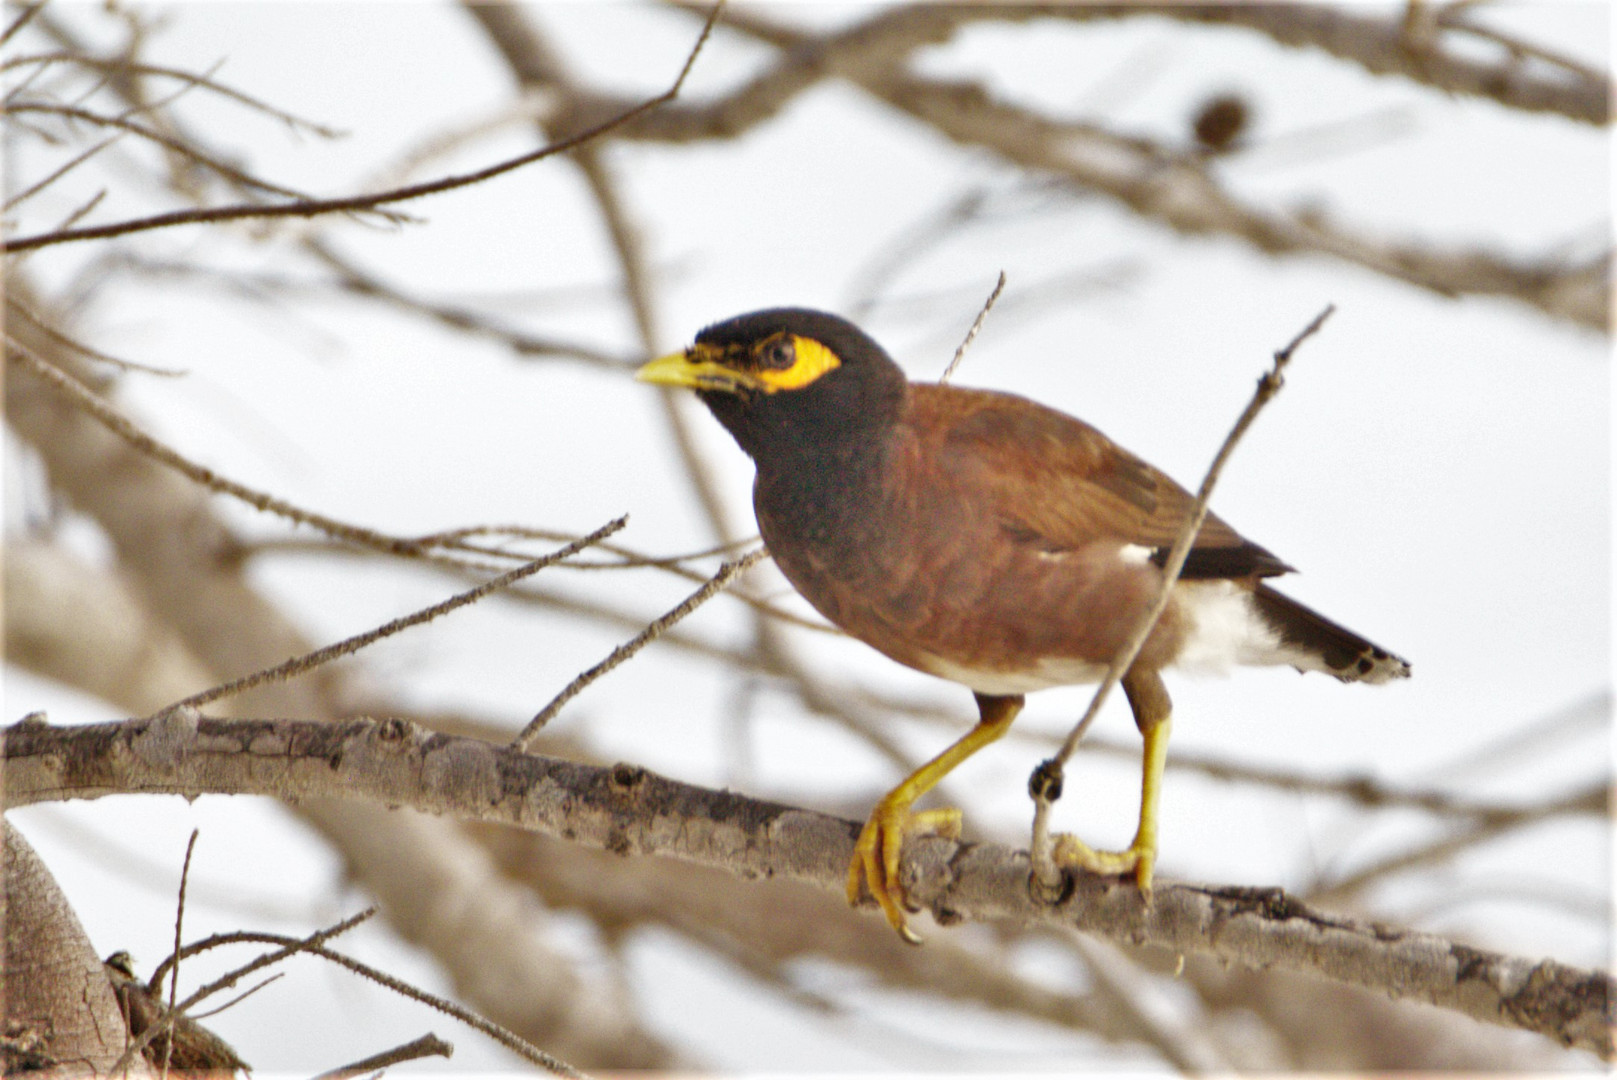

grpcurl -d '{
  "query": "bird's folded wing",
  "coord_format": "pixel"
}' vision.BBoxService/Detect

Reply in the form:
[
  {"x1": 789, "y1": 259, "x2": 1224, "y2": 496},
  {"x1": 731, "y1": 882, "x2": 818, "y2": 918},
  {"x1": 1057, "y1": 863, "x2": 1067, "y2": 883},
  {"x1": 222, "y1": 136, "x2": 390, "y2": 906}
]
[{"x1": 914, "y1": 385, "x2": 1291, "y2": 580}]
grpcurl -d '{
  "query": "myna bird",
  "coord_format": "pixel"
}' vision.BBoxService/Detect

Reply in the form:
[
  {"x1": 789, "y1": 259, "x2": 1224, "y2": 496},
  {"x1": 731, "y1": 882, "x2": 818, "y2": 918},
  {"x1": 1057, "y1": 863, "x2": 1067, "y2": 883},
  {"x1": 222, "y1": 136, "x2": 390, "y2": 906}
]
[
  {"x1": 105, "y1": 951, "x2": 251, "y2": 1075},
  {"x1": 637, "y1": 308, "x2": 1410, "y2": 941}
]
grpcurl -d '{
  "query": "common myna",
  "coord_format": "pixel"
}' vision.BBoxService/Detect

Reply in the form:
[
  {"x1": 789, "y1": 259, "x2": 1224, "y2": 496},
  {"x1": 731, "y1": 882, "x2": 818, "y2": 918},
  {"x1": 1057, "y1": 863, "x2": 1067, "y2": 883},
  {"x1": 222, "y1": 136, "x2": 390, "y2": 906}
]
[
  {"x1": 638, "y1": 308, "x2": 1409, "y2": 941},
  {"x1": 104, "y1": 951, "x2": 251, "y2": 1074}
]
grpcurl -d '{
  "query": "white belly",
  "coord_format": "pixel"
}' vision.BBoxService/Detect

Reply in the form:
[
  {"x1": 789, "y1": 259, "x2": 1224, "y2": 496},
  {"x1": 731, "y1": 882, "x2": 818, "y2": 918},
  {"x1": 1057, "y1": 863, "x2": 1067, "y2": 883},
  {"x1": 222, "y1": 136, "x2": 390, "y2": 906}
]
[{"x1": 914, "y1": 580, "x2": 1326, "y2": 695}]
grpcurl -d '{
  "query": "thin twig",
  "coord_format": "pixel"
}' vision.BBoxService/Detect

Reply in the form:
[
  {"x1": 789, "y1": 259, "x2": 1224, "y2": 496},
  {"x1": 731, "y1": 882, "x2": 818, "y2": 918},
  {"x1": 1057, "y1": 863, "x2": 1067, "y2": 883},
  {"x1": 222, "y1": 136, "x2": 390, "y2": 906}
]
[
  {"x1": 1425, "y1": 688, "x2": 1610, "y2": 780},
  {"x1": 255, "y1": 532, "x2": 838, "y2": 645},
  {"x1": 160, "y1": 929, "x2": 587, "y2": 1077},
  {"x1": 1068, "y1": 935, "x2": 1229, "y2": 1071},
  {"x1": 151, "y1": 517, "x2": 627, "y2": 716},
  {"x1": 1030, "y1": 305, "x2": 1336, "y2": 891},
  {"x1": 939, "y1": 271, "x2": 1006, "y2": 384},
  {"x1": 6, "y1": 339, "x2": 575, "y2": 558},
  {"x1": 2, "y1": 134, "x2": 121, "y2": 211},
  {"x1": 514, "y1": 547, "x2": 767, "y2": 749},
  {"x1": 5, "y1": 294, "x2": 187, "y2": 374},
  {"x1": 2, "y1": 3, "x2": 725, "y2": 253},
  {"x1": 297, "y1": 236, "x2": 636, "y2": 369},
  {"x1": 0, "y1": 2, "x2": 45, "y2": 50},
  {"x1": 43, "y1": 186, "x2": 106, "y2": 241},
  {"x1": 6, "y1": 102, "x2": 315, "y2": 201},
  {"x1": 464, "y1": 0, "x2": 745, "y2": 576},
  {"x1": 110, "y1": 908, "x2": 376, "y2": 1075},
  {"x1": 1308, "y1": 778, "x2": 1608, "y2": 903},
  {"x1": 309, "y1": 1034, "x2": 455, "y2": 1080},
  {"x1": 187, "y1": 972, "x2": 282, "y2": 1020},
  {"x1": 1, "y1": 51, "x2": 347, "y2": 135},
  {"x1": 160, "y1": 829, "x2": 201, "y2": 1078},
  {"x1": 1432, "y1": 6, "x2": 1609, "y2": 85}
]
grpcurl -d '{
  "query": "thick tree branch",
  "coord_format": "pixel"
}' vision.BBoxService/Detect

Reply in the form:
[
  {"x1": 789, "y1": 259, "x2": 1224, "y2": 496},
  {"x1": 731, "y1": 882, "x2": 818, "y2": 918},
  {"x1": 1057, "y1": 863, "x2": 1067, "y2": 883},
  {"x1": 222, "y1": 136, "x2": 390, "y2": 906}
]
[
  {"x1": 616, "y1": 4, "x2": 1608, "y2": 330},
  {"x1": 7, "y1": 715, "x2": 1609, "y2": 1059},
  {"x1": 2, "y1": 821, "x2": 145, "y2": 1075},
  {"x1": 654, "y1": 2, "x2": 1608, "y2": 126}
]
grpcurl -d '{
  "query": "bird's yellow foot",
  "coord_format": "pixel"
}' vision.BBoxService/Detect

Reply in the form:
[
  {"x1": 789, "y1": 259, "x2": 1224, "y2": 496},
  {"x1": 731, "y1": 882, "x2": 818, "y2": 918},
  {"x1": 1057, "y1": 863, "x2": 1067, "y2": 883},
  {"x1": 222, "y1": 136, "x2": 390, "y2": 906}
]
[
  {"x1": 846, "y1": 799, "x2": 963, "y2": 944},
  {"x1": 1052, "y1": 831, "x2": 1156, "y2": 895}
]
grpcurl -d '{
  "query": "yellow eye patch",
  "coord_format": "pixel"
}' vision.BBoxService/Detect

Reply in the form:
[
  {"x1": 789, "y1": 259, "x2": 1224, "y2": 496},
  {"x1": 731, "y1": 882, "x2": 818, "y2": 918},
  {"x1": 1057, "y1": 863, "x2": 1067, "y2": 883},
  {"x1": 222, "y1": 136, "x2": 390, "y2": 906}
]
[{"x1": 754, "y1": 334, "x2": 842, "y2": 392}]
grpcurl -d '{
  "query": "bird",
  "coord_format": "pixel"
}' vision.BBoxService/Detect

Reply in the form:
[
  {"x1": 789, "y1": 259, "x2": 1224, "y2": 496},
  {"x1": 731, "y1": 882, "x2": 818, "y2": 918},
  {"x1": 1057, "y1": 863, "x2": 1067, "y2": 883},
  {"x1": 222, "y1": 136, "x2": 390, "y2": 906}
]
[
  {"x1": 637, "y1": 307, "x2": 1410, "y2": 942},
  {"x1": 104, "y1": 951, "x2": 252, "y2": 1074}
]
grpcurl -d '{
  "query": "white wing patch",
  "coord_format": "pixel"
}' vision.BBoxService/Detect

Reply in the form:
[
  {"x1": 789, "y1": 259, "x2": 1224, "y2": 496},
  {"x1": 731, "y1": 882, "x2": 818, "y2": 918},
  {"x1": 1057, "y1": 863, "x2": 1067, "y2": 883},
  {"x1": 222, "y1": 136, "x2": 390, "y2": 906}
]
[{"x1": 1118, "y1": 544, "x2": 1154, "y2": 566}]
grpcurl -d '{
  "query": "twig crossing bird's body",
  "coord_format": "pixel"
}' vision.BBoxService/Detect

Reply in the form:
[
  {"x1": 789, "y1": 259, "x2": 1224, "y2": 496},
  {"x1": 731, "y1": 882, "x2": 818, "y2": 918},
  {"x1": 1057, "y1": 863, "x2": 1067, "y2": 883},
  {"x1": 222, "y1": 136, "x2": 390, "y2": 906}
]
[{"x1": 639, "y1": 308, "x2": 1409, "y2": 941}]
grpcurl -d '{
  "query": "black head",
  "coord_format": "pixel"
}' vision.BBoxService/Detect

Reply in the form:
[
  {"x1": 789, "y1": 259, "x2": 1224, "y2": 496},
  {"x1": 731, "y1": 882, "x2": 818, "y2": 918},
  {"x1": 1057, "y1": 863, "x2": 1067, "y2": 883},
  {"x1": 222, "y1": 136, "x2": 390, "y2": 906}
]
[{"x1": 636, "y1": 308, "x2": 906, "y2": 462}]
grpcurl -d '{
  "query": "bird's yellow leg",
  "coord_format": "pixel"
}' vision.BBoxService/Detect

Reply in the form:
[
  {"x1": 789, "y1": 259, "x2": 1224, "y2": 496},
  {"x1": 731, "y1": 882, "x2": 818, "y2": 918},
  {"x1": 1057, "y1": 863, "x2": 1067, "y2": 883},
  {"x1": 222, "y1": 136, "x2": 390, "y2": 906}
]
[
  {"x1": 1052, "y1": 713, "x2": 1171, "y2": 893},
  {"x1": 1053, "y1": 668, "x2": 1172, "y2": 895},
  {"x1": 848, "y1": 693, "x2": 1022, "y2": 942}
]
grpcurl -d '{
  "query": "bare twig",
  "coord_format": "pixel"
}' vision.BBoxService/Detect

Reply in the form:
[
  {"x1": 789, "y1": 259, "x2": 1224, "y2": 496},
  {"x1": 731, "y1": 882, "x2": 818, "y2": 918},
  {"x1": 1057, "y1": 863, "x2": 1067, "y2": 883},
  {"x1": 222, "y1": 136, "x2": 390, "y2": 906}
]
[
  {"x1": 2, "y1": 2, "x2": 725, "y2": 252},
  {"x1": 1029, "y1": 305, "x2": 1335, "y2": 892},
  {"x1": 38, "y1": 186, "x2": 106, "y2": 244},
  {"x1": 186, "y1": 973, "x2": 282, "y2": 1020},
  {"x1": 5, "y1": 102, "x2": 315, "y2": 200},
  {"x1": 5, "y1": 294, "x2": 186, "y2": 374},
  {"x1": 1, "y1": 51, "x2": 346, "y2": 135},
  {"x1": 309, "y1": 1034, "x2": 455, "y2": 1080},
  {"x1": 299, "y1": 237, "x2": 636, "y2": 369},
  {"x1": 251, "y1": 526, "x2": 836, "y2": 636},
  {"x1": 5, "y1": 339, "x2": 600, "y2": 561},
  {"x1": 109, "y1": 907, "x2": 376, "y2": 1075},
  {"x1": 938, "y1": 271, "x2": 1006, "y2": 384},
  {"x1": 1068, "y1": 935, "x2": 1229, "y2": 1071},
  {"x1": 2, "y1": 134, "x2": 121, "y2": 211},
  {"x1": 153, "y1": 516, "x2": 627, "y2": 716},
  {"x1": 0, "y1": 2, "x2": 46, "y2": 50},
  {"x1": 1428, "y1": 688, "x2": 1611, "y2": 780},
  {"x1": 1309, "y1": 779, "x2": 1608, "y2": 903},
  {"x1": 1432, "y1": 9, "x2": 1606, "y2": 84},
  {"x1": 160, "y1": 929, "x2": 586, "y2": 1077},
  {"x1": 514, "y1": 547, "x2": 767, "y2": 749},
  {"x1": 161, "y1": 829, "x2": 201, "y2": 1076}
]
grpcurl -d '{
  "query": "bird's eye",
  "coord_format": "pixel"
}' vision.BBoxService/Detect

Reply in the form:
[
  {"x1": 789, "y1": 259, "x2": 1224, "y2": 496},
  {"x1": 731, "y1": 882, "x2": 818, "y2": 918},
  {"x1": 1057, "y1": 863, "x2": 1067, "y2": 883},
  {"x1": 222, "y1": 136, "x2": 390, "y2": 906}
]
[{"x1": 759, "y1": 338, "x2": 796, "y2": 370}]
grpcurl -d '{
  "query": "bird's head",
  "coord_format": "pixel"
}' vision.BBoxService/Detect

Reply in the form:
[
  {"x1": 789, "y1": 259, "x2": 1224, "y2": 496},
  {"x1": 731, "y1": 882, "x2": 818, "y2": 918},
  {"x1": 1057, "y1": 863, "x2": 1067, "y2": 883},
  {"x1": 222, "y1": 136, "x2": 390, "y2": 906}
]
[{"x1": 637, "y1": 308, "x2": 906, "y2": 461}]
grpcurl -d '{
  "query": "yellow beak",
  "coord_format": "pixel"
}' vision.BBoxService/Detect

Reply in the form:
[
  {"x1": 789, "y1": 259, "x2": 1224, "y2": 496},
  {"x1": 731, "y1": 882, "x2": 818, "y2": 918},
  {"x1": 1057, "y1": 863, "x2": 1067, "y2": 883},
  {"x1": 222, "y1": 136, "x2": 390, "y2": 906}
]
[{"x1": 636, "y1": 347, "x2": 765, "y2": 394}]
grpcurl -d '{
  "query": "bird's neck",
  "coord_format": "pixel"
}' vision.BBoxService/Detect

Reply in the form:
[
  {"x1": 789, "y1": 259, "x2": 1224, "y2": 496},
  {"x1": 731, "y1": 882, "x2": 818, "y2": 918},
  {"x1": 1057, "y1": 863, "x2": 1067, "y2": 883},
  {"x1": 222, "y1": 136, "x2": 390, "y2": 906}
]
[
  {"x1": 703, "y1": 371, "x2": 905, "y2": 471},
  {"x1": 745, "y1": 389, "x2": 907, "y2": 556}
]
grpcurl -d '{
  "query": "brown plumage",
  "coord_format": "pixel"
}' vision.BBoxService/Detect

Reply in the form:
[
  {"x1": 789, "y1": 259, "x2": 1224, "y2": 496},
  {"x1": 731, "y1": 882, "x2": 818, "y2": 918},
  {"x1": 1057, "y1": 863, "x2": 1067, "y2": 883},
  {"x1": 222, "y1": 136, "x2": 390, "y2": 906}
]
[{"x1": 638, "y1": 307, "x2": 1409, "y2": 941}]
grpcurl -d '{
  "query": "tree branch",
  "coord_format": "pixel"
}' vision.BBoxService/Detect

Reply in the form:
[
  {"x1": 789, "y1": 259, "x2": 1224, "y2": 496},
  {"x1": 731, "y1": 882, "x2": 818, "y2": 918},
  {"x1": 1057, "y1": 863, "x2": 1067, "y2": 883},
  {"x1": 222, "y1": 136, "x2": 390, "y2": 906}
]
[
  {"x1": 0, "y1": 3, "x2": 724, "y2": 253},
  {"x1": 7, "y1": 714, "x2": 1609, "y2": 1059},
  {"x1": 633, "y1": 3, "x2": 1608, "y2": 330},
  {"x1": 657, "y1": 1, "x2": 1609, "y2": 126}
]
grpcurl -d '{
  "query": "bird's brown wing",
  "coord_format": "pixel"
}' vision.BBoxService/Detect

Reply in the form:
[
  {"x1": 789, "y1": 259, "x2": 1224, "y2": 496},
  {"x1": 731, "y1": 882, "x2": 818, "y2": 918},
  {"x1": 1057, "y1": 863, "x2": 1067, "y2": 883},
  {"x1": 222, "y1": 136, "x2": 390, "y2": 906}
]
[{"x1": 910, "y1": 384, "x2": 1291, "y2": 580}]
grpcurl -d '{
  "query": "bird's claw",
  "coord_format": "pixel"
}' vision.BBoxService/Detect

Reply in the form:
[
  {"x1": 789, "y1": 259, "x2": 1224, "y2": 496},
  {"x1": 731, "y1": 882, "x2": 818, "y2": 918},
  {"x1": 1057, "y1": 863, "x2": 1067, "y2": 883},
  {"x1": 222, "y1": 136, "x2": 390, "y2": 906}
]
[
  {"x1": 847, "y1": 804, "x2": 963, "y2": 944},
  {"x1": 1052, "y1": 832, "x2": 1157, "y2": 896}
]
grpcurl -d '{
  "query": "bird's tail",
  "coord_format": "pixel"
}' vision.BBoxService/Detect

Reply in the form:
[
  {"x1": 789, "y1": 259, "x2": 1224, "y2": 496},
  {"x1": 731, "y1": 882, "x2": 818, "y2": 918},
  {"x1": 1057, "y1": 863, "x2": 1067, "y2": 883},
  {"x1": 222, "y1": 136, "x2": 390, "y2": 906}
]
[{"x1": 1250, "y1": 583, "x2": 1411, "y2": 684}]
